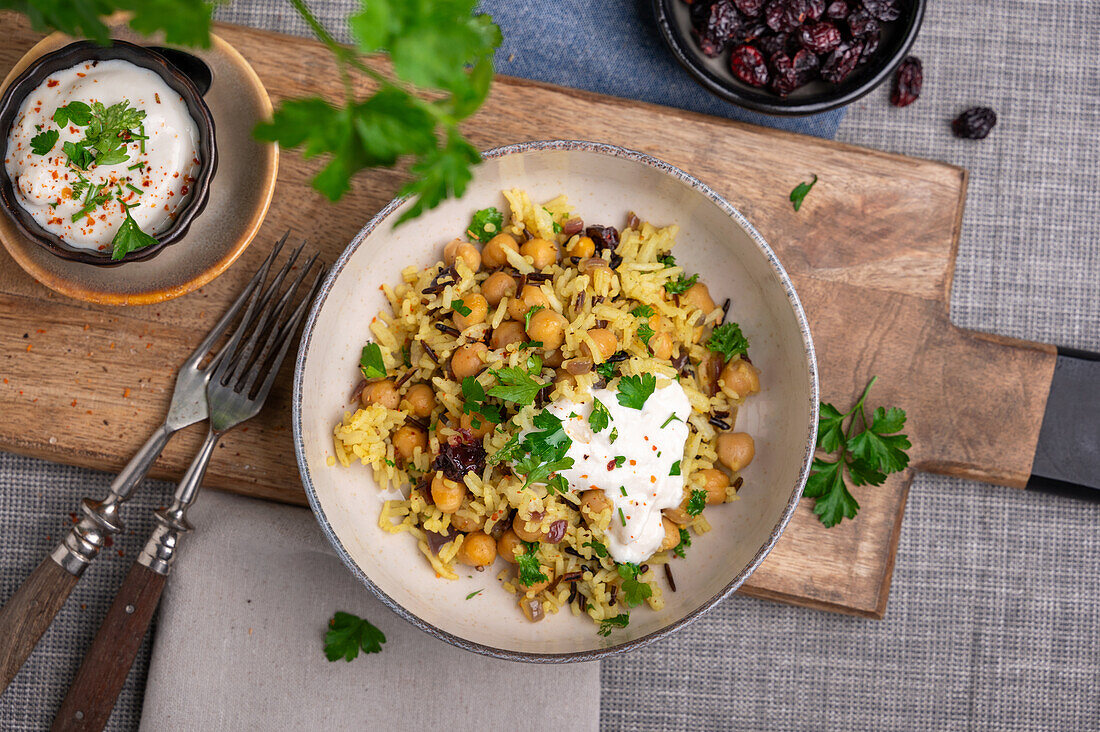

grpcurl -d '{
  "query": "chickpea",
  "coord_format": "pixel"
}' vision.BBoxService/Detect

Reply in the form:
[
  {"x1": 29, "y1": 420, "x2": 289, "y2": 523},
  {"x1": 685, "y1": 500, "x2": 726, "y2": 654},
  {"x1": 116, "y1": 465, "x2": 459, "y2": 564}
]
[
  {"x1": 566, "y1": 235, "x2": 595, "y2": 258},
  {"x1": 443, "y1": 238, "x2": 481, "y2": 272},
  {"x1": 520, "y1": 572, "x2": 552, "y2": 595},
  {"x1": 543, "y1": 348, "x2": 564, "y2": 368},
  {"x1": 580, "y1": 328, "x2": 618, "y2": 362},
  {"x1": 526, "y1": 309, "x2": 568, "y2": 350},
  {"x1": 392, "y1": 424, "x2": 427, "y2": 461},
  {"x1": 460, "y1": 410, "x2": 494, "y2": 439},
  {"x1": 521, "y1": 237, "x2": 559, "y2": 270},
  {"x1": 659, "y1": 517, "x2": 681, "y2": 551},
  {"x1": 719, "y1": 359, "x2": 761, "y2": 399},
  {"x1": 663, "y1": 506, "x2": 692, "y2": 525},
  {"x1": 431, "y1": 472, "x2": 465, "y2": 513},
  {"x1": 482, "y1": 233, "x2": 519, "y2": 269},
  {"x1": 648, "y1": 313, "x2": 673, "y2": 333},
  {"x1": 402, "y1": 383, "x2": 435, "y2": 418},
  {"x1": 481, "y1": 271, "x2": 517, "y2": 306},
  {"x1": 490, "y1": 320, "x2": 526, "y2": 350},
  {"x1": 580, "y1": 489, "x2": 612, "y2": 518},
  {"x1": 649, "y1": 331, "x2": 674, "y2": 361},
  {"x1": 681, "y1": 282, "x2": 715, "y2": 313},
  {"x1": 512, "y1": 512, "x2": 543, "y2": 543},
  {"x1": 554, "y1": 369, "x2": 579, "y2": 389},
  {"x1": 361, "y1": 379, "x2": 399, "y2": 410},
  {"x1": 450, "y1": 342, "x2": 488, "y2": 380},
  {"x1": 578, "y1": 257, "x2": 612, "y2": 275},
  {"x1": 717, "y1": 432, "x2": 755, "y2": 472},
  {"x1": 453, "y1": 293, "x2": 488, "y2": 331},
  {"x1": 697, "y1": 468, "x2": 730, "y2": 504},
  {"x1": 451, "y1": 508, "x2": 485, "y2": 533},
  {"x1": 506, "y1": 284, "x2": 551, "y2": 321},
  {"x1": 497, "y1": 528, "x2": 524, "y2": 564},
  {"x1": 456, "y1": 532, "x2": 497, "y2": 568}
]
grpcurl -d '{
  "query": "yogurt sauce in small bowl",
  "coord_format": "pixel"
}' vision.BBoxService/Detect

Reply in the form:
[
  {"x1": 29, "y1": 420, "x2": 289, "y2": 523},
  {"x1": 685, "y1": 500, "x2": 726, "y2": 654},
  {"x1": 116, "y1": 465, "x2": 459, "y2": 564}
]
[{"x1": 4, "y1": 58, "x2": 200, "y2": 259}]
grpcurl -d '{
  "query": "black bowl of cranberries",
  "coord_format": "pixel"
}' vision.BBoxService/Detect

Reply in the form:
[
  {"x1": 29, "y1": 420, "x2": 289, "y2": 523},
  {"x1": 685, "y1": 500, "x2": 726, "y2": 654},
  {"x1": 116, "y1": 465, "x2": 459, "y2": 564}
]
[{"x1": 653, "y1": 0, "x2": 925, "y2": 115}]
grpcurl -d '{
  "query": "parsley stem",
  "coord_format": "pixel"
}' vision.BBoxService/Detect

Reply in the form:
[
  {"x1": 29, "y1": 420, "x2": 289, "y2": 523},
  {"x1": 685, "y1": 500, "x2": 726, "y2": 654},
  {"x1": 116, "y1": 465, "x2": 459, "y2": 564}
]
[{"x1": 126, "y1": 183, "x2": 143, "y2": 195}]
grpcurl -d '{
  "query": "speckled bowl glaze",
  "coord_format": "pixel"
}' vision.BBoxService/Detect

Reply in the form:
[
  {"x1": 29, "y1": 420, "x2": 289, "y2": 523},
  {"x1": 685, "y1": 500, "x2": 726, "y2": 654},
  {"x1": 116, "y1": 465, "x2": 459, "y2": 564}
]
[{"x1": 293, "y1": 141, "x2": 819, "y2": 662}]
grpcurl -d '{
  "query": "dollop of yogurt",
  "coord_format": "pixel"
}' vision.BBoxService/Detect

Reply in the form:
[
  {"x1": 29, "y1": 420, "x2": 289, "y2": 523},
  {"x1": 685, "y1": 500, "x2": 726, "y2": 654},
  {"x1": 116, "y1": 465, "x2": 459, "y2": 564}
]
[
  {"x1": 548, "y1": 380, "x2": 691, "y2": 564},
  {"x1": 3, "y1": 59, "x2": 200, "y2": 251}
]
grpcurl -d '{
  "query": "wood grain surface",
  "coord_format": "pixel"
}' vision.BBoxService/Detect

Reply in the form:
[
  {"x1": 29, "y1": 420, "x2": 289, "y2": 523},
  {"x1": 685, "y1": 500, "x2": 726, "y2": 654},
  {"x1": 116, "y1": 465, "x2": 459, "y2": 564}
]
[
  {"x1": 0, "y1": 16, "x2": 1056, "y2": 618},
  {"x1": 0, "y1": 555, "x2": 80, "y2": 693}
]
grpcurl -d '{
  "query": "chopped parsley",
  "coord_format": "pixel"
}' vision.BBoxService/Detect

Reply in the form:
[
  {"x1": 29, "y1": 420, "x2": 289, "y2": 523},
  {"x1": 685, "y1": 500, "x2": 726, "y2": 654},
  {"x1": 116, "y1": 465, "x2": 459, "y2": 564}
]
[
  {"x1": 789, "y1": 174, "x2": 818, "y2": 212},
  {"x1": 523, "y1": 305, "x2": 544, "y2": 331},
  {"x1": 460, "y1": 376, "x2": 502, "y2": 424},
  {"x1": 487, "y1": 431, "x2": 521, "y2": 465},
  {"x1": 598, "y1": 613, "x2": 630, "y2": 636},
  {"x1": 465, "y1": 589, "x2": 482, "y2": 600},
  {"x1": 451, "y1": 298, "x2": 472, "y2": 317},
  {"x1": 615, "y1": 373, "x2": 657, "y2": 410},
  {"x1": 359, "y1": 343, "x2": 387, "y2": 379},
  {"x1": 52, "y1": 101, "x2": 92, "y2": 127},
  {"x1": 29, "y1": 129, "x2": 58, "y2": 155},
  {"x1": 609, "y1": 427, "x2": 619, "y2": 443},
  {"x1": 630, "y1": 304, "x2": 654, "y2": 318},
  {"x1": 62, "y1": 140, "x2": 94, "y2": 170},
  {"x1": 466, "y1": 206, "x2": 503, "y2": 242},
  {"x1": 616, "y1": 563, "x2": 653, "y2": 607},
  {"x1": 70, "y1": 183, "x2": 111, "y2": 222},
  {"x1": 487, "y1": 365, "x2": 543, "y2": 405},
  {"x1": 619, "y1": 486, "x2": 627, "y2": 496},
  {"x1": 669, "y1": 460, "x2": 681, "y2": 476},
  {"x1": 613, "y1": 456, "x2": 626, "y2": 468},
  {"x1": 516, "y1": 542, "x2": 548, "y2": 586},
  {"x1": 636, "y1": 321, "x2": 655, "y2": 347},
  {"x1": 617, "y1": 507, "x2": 626, "y2": 526},
  {"x1": 588, "y1": 397, "x2": 611, "y2": 433},
  {"x1": 686, "y1": 489, "x2": 707, "y2": 516},
  {"x1": 57, "y1": 100, "x2": 148, "y2": 168},
  {"x1": 672, "y1": 528, "x2": 692, "y2": 558},
  {"x1": 657, "y1": 253, "x2": 676, "y2": 268},
  {"x1": 664, "y1": 273, "x2": 699, "y2": 295},
  {"x1": 595, "y1": 360, "x2": 618, "y2": 380},
  {"x1": 323, "y1": 611, "x2": 385, "y2": 661},
  {"x1": 661, "y1": 413, "x2": 682, "y2": 429},
  {"x1": 546, "y1": 473, "x2": 569, "y2": 495},
  {"x1": 707, "y1": 322, "x2": 749, "y2": 361},
  {"x1": 583, "y1": 538, "x2": 608, "y2": 557},
  {"x1": 510, "y1": 410, "x2": 574, "y2": 489}
]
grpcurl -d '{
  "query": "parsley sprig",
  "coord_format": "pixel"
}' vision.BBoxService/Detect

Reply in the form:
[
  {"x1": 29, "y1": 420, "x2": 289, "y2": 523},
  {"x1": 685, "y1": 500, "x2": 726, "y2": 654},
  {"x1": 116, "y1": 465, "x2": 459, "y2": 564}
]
[
  {"x1": 616, "y1": 563, "x2": 653, "y2": 607},
  {"x1": 615, "y1": 374, "x2": 656, "y2": 410},
  {"x1": 516, "y1": 541, "x2": 548, "y2": 587},
  {"x1": 598, "y1": 613, "x2": 630, "y2": 636},
  {"x1": 806, "y1": 377, "x2": 911, "y2": 527},
  {"x1": 467, "y1": 206, "x2": 503, "y2": 242},
  {"x1": 8, "y1": 0, "x2": 213, "y2": 47},
  {"x1": 707, "y1": 322, "x2": 749, "y2": 361},
  {"x1": 323, "y1": 611, "x2": 385, "y2": 661}
]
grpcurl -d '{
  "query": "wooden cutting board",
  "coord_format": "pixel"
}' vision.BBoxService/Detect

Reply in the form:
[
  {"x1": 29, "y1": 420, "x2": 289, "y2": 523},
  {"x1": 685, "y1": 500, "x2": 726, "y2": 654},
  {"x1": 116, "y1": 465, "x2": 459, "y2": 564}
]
[{"x1": 0, "y1": 16, "x2": 1056, "y2": 618}]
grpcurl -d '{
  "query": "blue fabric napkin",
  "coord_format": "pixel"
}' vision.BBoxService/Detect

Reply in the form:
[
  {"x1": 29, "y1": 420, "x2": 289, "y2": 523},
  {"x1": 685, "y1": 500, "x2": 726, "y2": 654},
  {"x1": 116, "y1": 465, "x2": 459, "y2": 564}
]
[{"x1": 482, "y1": 0, "x2": 846, "y2": 138}]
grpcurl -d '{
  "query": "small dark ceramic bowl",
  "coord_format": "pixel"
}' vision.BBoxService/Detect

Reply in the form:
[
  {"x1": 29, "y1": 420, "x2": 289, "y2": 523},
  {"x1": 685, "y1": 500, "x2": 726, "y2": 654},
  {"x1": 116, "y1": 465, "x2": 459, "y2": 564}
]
[
  {"x1": 652, "y1": 0, "x2": 926, "y2": 116},
  {"x1": 0, "y1": 40, "x2": 217, "y2": 265}
]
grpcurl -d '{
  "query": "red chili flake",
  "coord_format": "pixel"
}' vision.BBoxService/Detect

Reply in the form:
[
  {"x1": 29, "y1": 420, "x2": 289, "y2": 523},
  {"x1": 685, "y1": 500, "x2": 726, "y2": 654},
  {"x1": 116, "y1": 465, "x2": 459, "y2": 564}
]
[
  {"x1": 650, "y1": 476, "x2": 657, "y2": 483},
  {"x1": 629, "y1": 459, "x2": 637, "y2": 466},
  {"x1": 36, "y1": 329, "x2": 45, "y2": 334},
  {"x1": 123, "y1": 388, "x2": 131, "y2": 398},
  {"x1": 181, "y1": 185, "x2": 189, "y2": 195},
  {"x1": 47, "y1": 79, "x2": 59, "y2": 87},
  {"x1": 69, "y1": 513, "x2": 78, "y2": 523},
  {"x1": 155, "y1": 92, "x2": 161, "y2": 103},
  {"x1": 70, "y1": 399, "x2": 77, "y2": 407},
  {"x1": 76, "y1": 72, "x2": 86, "y2": 77}
]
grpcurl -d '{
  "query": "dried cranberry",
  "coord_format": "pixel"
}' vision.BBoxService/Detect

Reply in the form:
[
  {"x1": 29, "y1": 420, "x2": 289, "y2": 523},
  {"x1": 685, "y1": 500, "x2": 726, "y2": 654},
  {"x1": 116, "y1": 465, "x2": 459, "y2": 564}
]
[
  {"x1": 792, "y1": 47, "x2": 821, "y2": 83},
  {"x1": 859, "y1": 28, "x2": 881, "y2": 61},
  {"x1": 740, "y1": 22, "x2": 768, "y2": 41},
  {"x1": 952, "y1": 107, "x2": 997, "y2": 139},
  {"x1": 433, "y1": 437, "x2": 486, "y2": 482},
  {"x1": 798, "y1": 21, "x2": 841, "y2": 53},
  {"x1": 765, "y1": 0, "x2": 810, "y2": 33},
  {"x1": 770, "y1": 53, "x2": 800, "y2": 95},
  {"x1": 691, "y1": 0, "x2": 745, "y2": 58},
  {"x1": 825, "y1": 0, "x2": 849, "y2": 19},
  {"x1": 729, "y1": 44, "x2": 770, "y2": 86},
  {"x1": 890, "y1": 55, "x2": 922, "y2": 107},
  {"x1": 733, "y1": 0, "x2": 765, "y2": 17},
  {"x1": 821, "y1": 40, "x2": 863, "y2": 83},
  {"x1": 585, "y1": 225, "x2": 619, "y2": 251},
  {"x1": 846, "y1": 10, "x2": 879, "y2": 37},
  {"x1": 806, "y1": 0, "x2": 825, "y2": 20},
  {"x1": 862, "y1": 0, "x2": 900, "y2": 22},
  {"x1": 757, "y1": 31, "x2": 790, "y2": 58}
]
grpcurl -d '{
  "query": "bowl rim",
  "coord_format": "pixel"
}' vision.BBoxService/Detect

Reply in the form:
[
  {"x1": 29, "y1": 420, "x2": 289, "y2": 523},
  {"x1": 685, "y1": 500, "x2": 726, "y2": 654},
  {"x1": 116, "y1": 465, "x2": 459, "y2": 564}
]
[
  {"x1": 292, "y1": 139, "x2": 820, "y2": 663},
  {"x1": 0, "y1": 38, "x2": 218, "y2": 264},
  {"x1": 651, "y1": 0, "x2": 927, "y2": 116}
]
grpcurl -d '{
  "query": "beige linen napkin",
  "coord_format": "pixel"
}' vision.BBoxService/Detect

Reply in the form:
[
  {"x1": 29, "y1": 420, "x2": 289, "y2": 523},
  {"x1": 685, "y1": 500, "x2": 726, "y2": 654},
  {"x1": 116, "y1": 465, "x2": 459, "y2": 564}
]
[{"x1": 139, "y1": 490, "x2": 599, "y2": 731}]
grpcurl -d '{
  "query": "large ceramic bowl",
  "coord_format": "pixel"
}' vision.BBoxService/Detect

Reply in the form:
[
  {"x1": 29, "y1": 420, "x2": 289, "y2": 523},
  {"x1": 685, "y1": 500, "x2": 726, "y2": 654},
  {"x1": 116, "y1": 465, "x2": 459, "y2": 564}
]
[{"x1": 293, "y1": 141, "x2": 818, "y2": 661}]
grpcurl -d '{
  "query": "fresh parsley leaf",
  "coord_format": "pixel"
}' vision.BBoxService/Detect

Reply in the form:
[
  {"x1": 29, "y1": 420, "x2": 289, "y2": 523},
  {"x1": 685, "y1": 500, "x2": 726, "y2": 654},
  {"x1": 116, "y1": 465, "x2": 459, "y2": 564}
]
[
  {"x1": 583, "y1": 538, "x2": 608, "y2": 558},
  {"x1": 523, "y1": 305, "x2": 544, "y2": 331},
  {"x1": 686, "y1": 489, "x2": 707, "y2": 516},
  {"x1": 465, "y1": 589, "x2": 482, "y2": 599},
  {"x1": 63, "y1": 141, "x2": 93, "y2": 170},
  {"x1": 657, "y1": 253, "x2": 676, "y2": 267},
  {"x1": 598, "y1": 613, "x2": 630, "y2": 636},
  {"x1": 467, "y1": 206, "x2": 503, "y2": 242},
  {"x1": 487, "y1": 431, "x2": 522, "y2": 465},
  {"x1": 30, "y1": 129, "x2": 58, "y2": 155},
  {"x1": 613, "y1": 456, "x2": 626, "y2": 468},
  {"x1": 460, "y1": 376, "x2": 502, "y2": 424},
  {"x1": 664, "y1": 273, "x2": 699, "y2": 295},
  {"x1": 487, "y1": 366, "x2": 543, "y2": 405},
  {"x1": 70, "y1": 182, "x2": 110, "y2": 222},
  {"x1": 672, "y1": 528, "x2": 691, "y2": 558},
  {"x1": 707, "y1": 322, "x2": 749, "y2": 361},
  {"x1": 516, "y1": 542, "x2": 548, "y2": 587},
  {"x1": 109, "y1": 205, "x2": 158, "y2": 260},
  {"x1": 669, "y1": 460, "x2": 681, "y2": 476},
  {"x1": 451, "y1": 298, "x2": 472, "y2": 316},
  {"x1": 588, "y1": 397, "x2": 611, "y2": 433},
  {"x1": 324, "y1": 611, "x2": 385, "y2": 661},
  {"x1": 53, "y1": 101, "x2": 91, "y2": 128},
  {"x1": 609, "y1": 427, "x2": 619, "y2": 443},
  {"x1": 69, "y1": 169, "x2": 90, "y2": 200},
  {"x1": 359, "y1": 343, "x2": 387, "y2": 379},
  {"x1": 401, "y1": 343, "x2": 412, "y2": 367},
  {"x1": 527, "y1": 351, "x2": 543, "y2": 373},
  {"x1": 615, "y1": 373, "x2": 656, "y2": 410},
  {"x1": 630, "y1": 304, "x2": 654, "y2": 318},
  {"x1": 79, "y1": 100, "x2": 147, "y2": 167},
  {"x1": 23, "y1": 0, "x2": 214, "y2": 47},
  {"x1": 790, "y1": 174, "x2": 818, "y2": 212},
  {"x1": 595, "y1": 361, "x2": 618, "y2": 380},
  {"x1": 848, "y1": 407, "x2": 911, "y2": 474},
  {"x1": 616, "y1": 563, "x2": 653, "y2": 607},
  {"x1": 636, "y1": 322, "x2": 655, "y2": 347},
  {"x1": 804, "y1": 458, "x2": 858, "y2": 528},
  {"x1": 661, "y1": 414, "x2": 682, "y2": 429},
  {"x1": 546, "y1": 473, "x2": 569, "y2": 495},
  {"x1": 816, "y1": 401, "x2": 846, "y2": 453},
  {"x1": 395, "y1": 129, "x2": 482, "y2": 225}
]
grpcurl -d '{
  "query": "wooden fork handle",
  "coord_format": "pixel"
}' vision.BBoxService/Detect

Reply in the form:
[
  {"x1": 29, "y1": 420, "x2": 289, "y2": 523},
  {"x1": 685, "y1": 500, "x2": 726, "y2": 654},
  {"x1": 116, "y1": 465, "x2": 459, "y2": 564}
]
[
  {"x1": 0, "y1": 556, "x2": 81, "y2": 692},
  {"x1": 52, "y1": 562, "x2": 166, "y2": 732}
]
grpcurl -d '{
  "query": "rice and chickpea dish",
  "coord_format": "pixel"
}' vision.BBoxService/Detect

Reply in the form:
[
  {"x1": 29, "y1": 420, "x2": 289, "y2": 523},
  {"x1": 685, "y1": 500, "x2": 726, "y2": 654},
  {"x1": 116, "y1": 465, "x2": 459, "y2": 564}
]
[{"x1": 331, "y1": 190, "x2": 761, "y2": 636}]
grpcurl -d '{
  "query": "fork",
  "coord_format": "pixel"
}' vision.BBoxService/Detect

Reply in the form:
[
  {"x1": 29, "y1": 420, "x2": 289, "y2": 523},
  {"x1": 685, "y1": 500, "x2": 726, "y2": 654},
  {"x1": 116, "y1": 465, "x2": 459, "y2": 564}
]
[
  {"x1": 0, "y1": 234, "x2": 289, "y2": 695},
  {"x1": 51, "y1": 245, "x2": 324, "y2": 732}
]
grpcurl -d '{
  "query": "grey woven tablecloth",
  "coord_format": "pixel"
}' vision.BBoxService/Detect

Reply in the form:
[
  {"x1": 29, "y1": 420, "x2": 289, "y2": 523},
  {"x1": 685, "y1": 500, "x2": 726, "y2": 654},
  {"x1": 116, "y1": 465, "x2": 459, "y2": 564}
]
[{"x1": 2, "y1": 1, "x2": 1098, "y2": 730}]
